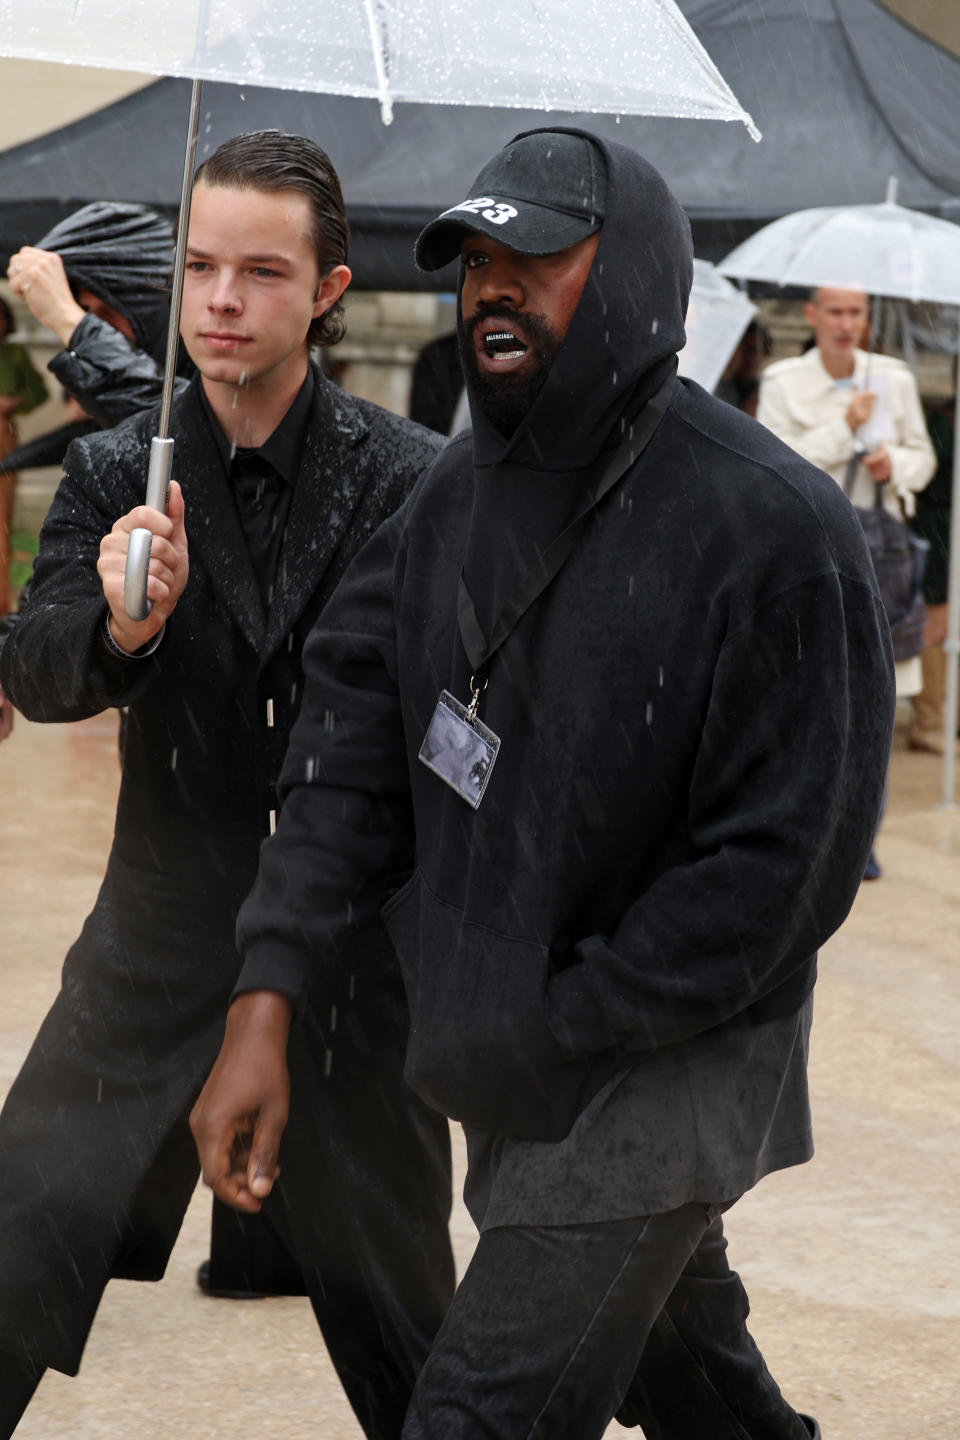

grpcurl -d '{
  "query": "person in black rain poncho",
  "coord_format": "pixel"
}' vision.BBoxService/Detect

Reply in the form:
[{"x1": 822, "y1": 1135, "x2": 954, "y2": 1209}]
[
  {"x1": 6, "y1": 200, "x2": 186, "y2": 429},
  {"x1": 1, "y1": 204, "x2": 182, "y2": 735},
  {"x1": 193, "y1": 130, "x2": 895, "y2": 1439}
]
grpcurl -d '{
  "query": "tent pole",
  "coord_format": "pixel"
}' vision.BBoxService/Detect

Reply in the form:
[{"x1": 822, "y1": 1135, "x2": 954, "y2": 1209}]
[{"x1": 940, "y1": 309, "x2": 960, "y2": 806}]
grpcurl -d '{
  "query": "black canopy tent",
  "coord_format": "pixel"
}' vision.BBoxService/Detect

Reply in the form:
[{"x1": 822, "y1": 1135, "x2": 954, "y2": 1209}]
[{"x1": 1, "y1": 0, "x2": 959, "y2": 289}]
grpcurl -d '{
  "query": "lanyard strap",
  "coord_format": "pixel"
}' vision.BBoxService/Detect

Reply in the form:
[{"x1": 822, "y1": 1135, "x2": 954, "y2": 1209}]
[{"x1": 457, "y1": 371, "x2": 677, "y2": 675}]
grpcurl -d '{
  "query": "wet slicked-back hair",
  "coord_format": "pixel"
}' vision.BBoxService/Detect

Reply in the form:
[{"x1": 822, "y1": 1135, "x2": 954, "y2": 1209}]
[{"x1": 194, "y1": 130, "x2": 349, "y2": 348}]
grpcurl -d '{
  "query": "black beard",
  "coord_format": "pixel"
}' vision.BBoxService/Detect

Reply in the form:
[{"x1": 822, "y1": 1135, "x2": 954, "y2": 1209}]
[{"x1": 459, "y1": 305, "x2": 562, "y2": 438}]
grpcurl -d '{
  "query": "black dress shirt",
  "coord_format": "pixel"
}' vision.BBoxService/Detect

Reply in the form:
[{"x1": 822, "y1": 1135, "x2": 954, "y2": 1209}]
[{"x1": 200, "y1": 370, "x2": 314, "y2": 609}]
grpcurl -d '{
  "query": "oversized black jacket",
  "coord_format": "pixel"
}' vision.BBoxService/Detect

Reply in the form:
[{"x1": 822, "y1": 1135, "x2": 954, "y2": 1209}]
[
  {"x1": 236, "y1": 377, "x2": 894, "y2": 1145},
  {"x1": 234, "y1": 131, "x2": 895, "y2": 1159},
  {"x1": 48, "y1": 311, "x2": 190, "y2": 430}
]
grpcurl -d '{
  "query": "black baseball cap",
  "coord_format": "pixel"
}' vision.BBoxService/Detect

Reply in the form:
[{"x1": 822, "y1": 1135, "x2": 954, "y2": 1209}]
[{"x1": 415, "y1": 130, "x2": 606, "y2": 272}]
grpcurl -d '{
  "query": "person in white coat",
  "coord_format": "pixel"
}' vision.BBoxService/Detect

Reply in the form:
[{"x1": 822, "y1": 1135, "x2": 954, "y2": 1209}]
[{"x1": 757, "y1": 286, "x2": 936, "y2": 876}]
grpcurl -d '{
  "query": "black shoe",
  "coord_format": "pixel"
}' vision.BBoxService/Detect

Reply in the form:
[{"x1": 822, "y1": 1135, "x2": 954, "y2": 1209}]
[
  {"x1": 196, "y1": 1259, "x2": 265, "y2": 1300},
  {"x1": 800, "y1": 1416, "x2": 822, "y2": 1440}
]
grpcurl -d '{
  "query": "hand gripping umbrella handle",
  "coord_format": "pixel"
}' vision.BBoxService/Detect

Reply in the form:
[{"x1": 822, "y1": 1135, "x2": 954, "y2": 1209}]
[{"x1": 124, "y1": 437, "x2": 174, "y2": 623}]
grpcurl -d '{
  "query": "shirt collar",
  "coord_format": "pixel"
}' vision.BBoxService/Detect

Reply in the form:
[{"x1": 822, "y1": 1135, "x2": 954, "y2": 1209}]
[
  {"x1": 199, "y1": 366, "x2": 315, "y2": 487},
  {"x1": 811, "y1": 344, "x2": 867, "y2": 391}
]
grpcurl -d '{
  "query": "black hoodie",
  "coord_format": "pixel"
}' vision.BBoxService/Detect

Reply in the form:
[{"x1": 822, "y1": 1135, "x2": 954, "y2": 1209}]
[
  {"x1": 236, "y1": 132, "x2": 894, "y2": 1192},
  {"x1": 461, "y1": 129, "x2": 689, "y2": 635}
]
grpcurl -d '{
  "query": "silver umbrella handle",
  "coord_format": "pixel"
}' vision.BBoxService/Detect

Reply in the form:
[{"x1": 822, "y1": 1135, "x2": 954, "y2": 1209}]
[{"x1": 124, "y1": 437, "x2": 175, "y2": 622}]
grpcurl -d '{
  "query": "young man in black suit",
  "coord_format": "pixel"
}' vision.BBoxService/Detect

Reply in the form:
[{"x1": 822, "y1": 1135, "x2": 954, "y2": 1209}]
[{"x1": 0, "y1": 131, "x2": 453, "y2": 1438}]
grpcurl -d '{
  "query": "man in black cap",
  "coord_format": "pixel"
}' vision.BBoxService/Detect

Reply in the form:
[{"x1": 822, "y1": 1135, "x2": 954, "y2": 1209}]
[{"x1": 193, "y1": 129, "x2": 894, "y2": 1439}]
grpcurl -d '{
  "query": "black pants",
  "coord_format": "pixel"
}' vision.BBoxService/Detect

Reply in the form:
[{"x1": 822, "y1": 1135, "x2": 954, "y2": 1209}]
[
  {"x1": 0, "y1": 1350, "x2": 40, "y2": 1436},
  {"x1": 204, "y1": 1201, "x2": 308, "y2": 1296},
  {"x1": 0, "y1": 939, "x2": 454, "y2": 1440},
  {"x1": 262, "y1": 997, "x2": 456, "y2": 1437},
  {"x1": 403, "y1": 1209, "x2": 811, "y2": 1440}
]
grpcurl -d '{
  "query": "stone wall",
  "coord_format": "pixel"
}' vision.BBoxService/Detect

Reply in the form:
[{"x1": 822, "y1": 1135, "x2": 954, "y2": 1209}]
[{"x1": 334, "y1": 290, "x2": 458, "y2": 416}]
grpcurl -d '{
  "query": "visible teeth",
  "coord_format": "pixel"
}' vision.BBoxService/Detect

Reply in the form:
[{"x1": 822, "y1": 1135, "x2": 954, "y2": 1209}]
[{"x1": 484, "y1": 329, "x2": 527, "y2": 357}]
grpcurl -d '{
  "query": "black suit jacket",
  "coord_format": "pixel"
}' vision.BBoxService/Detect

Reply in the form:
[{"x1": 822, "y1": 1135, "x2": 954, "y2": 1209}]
[
  {"x1": 0, "y1": 370, "x2": 444, "y2": 1370},
  {"x1": 3, "y1": 369, "x2": 442, "y2": 906}
]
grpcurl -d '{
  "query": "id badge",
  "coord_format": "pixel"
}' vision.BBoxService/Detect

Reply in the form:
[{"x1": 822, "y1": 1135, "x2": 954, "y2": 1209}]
[{"x1": 418, "y1": 689, "x2": 500, "y2": 809}]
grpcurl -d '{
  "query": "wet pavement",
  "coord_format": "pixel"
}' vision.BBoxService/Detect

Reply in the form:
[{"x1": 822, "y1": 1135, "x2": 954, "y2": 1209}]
[{"x1": 1, "y1": 707, "x2": 958, "y2": 1438}]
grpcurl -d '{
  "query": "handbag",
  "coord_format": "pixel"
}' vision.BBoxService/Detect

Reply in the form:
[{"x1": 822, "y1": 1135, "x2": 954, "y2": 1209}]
[{"x1": 844, "y1": 457, "x2": 929, "y2": 663}]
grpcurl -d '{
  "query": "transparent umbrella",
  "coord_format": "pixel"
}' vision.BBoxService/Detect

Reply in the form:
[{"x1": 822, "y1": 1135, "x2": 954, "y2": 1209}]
[
  {"x1": 719, "y1": 183, "x2": 960, "y2": 805},
  {"x1": 717, "y1": 183, "x2": 960, "y2": 306},
  {"x1": 678, "y1": 259, "x2": 755, "y2": 394},
  {"x1": 2, "y1": 0, "x2": 759, "y2": 129},
  {"x1": 2, "y1": 0, "x2": 757, "y2": 619}
]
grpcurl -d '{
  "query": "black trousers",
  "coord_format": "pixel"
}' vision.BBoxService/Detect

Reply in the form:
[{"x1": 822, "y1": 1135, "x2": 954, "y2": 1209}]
[
  {"x1": 263, "y1": 997, "x2": 455, "y2": 1437},
  {"x1": 0, "y1": 940, "x2": 454, "y2": 1440},
  {"x1": 403, "y1": 1209, "x2": 812, "y2": 1440},
  {"x1": 204, "y1": 1201, "x2": 307, "y2": 1296}
]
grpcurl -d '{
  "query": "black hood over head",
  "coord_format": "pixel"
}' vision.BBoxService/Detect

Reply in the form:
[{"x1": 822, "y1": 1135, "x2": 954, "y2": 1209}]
[
  {"x1": 451, "y1": 130, "x2": 693, "y2": 645},
  {"x1": 37, "y1": 202, "x2": 174, "y2": 366},
  {"x1": 461, "y1": 127, "x2": 693, "y2": 476}
]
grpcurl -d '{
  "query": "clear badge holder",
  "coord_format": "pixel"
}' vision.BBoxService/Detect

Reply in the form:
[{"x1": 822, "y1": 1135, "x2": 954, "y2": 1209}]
[{"x1": 418, "y1": 688, "x2": 500, "y2": 809}]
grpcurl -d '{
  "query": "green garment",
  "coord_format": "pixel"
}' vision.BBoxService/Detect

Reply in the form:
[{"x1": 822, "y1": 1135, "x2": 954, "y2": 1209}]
[{"x1": 0, "y1": 340, "x2": 48, "y2": 416}]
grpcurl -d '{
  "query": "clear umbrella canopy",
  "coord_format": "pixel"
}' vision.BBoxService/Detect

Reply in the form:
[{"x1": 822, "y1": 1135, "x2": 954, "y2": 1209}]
[
  {"x1": 719, "y1": 196, "x2": 960, "y2": 307},
  {"x1": 678, "y1": 259, "x2": 756, "y2": 394},
  {"x1": 1, "y1": 0, "x2": 757, "y2": 622},
  {"x1": 0, "y1": 0, "x2": 758, "y2": 130},
  {"x1": 719, "y1": 196, "x2": 960, "y2": 807}
]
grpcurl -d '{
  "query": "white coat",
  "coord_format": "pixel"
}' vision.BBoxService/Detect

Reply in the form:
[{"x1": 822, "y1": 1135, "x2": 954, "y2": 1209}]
[
  {"x1": 757, "y1": 346, "x2": 936, "y2": 695},
  {"x1": 756, "y1": 346, "x2": 935, "y2": 515}
]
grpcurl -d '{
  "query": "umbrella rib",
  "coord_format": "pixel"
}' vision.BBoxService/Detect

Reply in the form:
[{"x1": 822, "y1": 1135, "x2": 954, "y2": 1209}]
[{"x1": 362, "y1": 0, "x2": 393, "y2": 124}]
